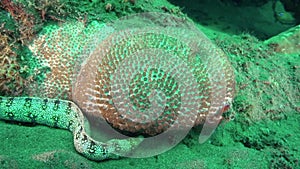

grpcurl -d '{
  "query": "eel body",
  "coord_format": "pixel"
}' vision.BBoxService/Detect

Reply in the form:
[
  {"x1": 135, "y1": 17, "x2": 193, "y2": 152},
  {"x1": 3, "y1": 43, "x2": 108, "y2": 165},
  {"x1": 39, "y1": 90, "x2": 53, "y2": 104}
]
[{"x1": 0, "y1": 96, "x2": 143, "y2": 161}]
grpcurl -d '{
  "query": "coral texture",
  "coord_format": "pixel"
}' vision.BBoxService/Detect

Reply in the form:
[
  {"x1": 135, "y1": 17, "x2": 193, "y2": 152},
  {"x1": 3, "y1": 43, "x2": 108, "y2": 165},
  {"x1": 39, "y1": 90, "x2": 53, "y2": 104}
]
[
  {"x1": 0, "y1": 0, "x2": 36, "y2": 44},
  {"x1": 29, "y1": 13, "x2": 235, "y2": 136},
  {"x1": 0, "y1": 31, "x2": 27, "y2": 95},
  {"x1": 28, "y1": 21, "x2": 114, "y2": 99}
]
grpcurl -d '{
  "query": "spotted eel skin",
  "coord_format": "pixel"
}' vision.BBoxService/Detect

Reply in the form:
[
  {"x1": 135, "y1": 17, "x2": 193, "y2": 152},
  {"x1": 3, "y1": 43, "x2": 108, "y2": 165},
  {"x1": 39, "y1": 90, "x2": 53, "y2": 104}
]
[{"x1": 0, "y1": 96, "x2": 143, "y2": 161}]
